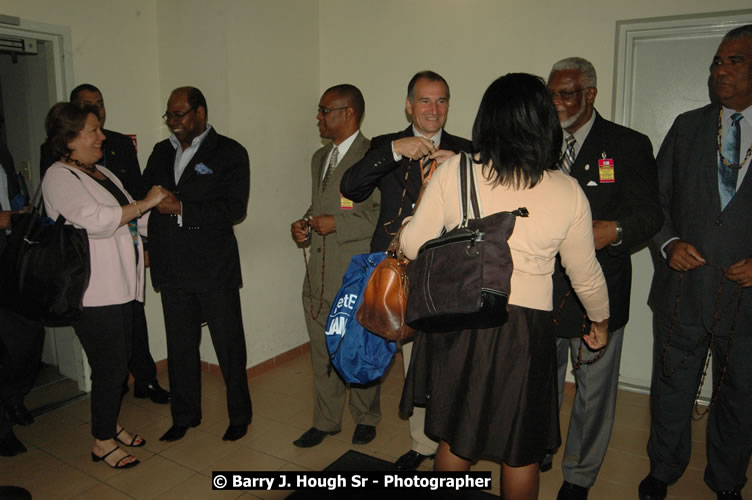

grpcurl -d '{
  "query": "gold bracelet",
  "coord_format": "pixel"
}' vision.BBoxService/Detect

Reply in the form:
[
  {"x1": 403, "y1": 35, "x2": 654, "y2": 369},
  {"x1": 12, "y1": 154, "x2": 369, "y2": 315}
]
[{"x1": 132, "y1": 201, "x2": 142, "y2": 217}]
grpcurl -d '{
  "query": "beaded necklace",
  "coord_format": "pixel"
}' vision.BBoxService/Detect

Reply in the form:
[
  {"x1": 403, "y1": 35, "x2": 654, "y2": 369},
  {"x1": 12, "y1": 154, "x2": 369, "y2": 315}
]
[
  {"x1": 64, "y1": 155, "x2": 98, "y2": 173},
  {"x1": 717, "y1": 109, "x2": 752, "y2": 170}
]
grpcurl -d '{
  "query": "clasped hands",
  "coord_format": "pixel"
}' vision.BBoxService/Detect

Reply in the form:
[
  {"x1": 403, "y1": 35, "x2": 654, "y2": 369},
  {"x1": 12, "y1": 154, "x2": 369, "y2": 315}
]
[
  {"x1": 290, "y1": 215, "x2": 336, "y2": 243},
  {"x1": 666, "y1": 240, "x2": 752, "y2": 287},
  {"x1": 145, "y1": 186, "x2": 181, "y2": 215}
]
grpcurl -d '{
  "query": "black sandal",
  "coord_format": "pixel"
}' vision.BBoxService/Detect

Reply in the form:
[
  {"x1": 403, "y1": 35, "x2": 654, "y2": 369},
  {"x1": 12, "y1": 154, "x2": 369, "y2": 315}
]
[
  {"x1": 91, "y1": 446, "x2": 140, "y2": 469},
  {"x1": 115, "y1": 427, "x2": 146, "y2": 447}
]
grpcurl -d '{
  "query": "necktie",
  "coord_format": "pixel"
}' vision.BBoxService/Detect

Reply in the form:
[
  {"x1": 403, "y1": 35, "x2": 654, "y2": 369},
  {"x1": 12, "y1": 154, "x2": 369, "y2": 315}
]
[
  {"x1": 718, "y1": 113, "x2": 742, "y2": 210},
  {"x1": 560, "y1": 135, "x2": 576, "y2": 174},
  {"x1": 321, "y1": 146, "x2": 339, "y2": 191}
]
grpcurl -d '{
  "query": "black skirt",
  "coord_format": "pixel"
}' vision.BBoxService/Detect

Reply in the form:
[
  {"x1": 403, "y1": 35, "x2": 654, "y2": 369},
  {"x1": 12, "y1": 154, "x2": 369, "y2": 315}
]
[{"x1": 399, "y1": 305, "x2": 560, "y2": 465}]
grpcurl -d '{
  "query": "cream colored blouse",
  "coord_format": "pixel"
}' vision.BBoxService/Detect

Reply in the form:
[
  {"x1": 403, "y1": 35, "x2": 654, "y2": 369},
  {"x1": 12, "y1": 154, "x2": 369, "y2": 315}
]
[{"x1": 400, "y1": 154, "x2": 609, "y2": 321}]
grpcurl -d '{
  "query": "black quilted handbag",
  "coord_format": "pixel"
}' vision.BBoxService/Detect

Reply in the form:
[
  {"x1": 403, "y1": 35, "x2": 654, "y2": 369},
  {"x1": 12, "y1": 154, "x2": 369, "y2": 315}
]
[{"x1": 405, "y1": 153, "x2": 528, "y2": 332}]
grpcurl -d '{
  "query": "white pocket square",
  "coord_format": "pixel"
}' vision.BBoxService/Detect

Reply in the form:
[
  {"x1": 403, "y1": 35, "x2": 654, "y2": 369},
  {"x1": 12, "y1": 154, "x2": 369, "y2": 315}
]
[{"x1": 587, "y1": 180, "x2": 598, "y2": 186}]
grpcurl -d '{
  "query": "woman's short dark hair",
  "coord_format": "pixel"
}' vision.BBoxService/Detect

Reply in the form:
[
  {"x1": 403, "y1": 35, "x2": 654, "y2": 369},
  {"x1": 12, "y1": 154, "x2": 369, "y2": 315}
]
[
  {"x1": 472, "y1": 73, "x2": 562, "y2": 189},
  {"x1": 44, "y1": 102, "x2": 99, "y2": 161}
]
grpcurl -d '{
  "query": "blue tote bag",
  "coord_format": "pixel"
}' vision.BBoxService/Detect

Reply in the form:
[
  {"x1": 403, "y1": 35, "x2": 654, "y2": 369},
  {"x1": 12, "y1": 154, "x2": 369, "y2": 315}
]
[{"x1": 325, "y1": 252, "x2": 396, "y2": 384}]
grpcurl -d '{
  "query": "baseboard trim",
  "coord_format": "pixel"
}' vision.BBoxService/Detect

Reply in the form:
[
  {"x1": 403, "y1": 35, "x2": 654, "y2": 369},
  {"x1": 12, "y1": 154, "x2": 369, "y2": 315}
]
[{"x1": 153, "y1": 342, "x2": 311, "y2": 380}]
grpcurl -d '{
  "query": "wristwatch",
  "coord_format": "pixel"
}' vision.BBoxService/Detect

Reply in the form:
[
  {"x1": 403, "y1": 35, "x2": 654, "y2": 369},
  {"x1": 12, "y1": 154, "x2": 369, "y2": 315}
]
[{"x1": 612, "y1": 221, "x2": 623, "y2": 246}]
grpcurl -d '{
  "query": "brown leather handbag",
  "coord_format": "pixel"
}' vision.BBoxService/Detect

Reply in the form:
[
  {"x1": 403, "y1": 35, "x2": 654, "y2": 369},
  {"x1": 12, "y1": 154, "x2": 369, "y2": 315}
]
[{"x1": 356, "y1": 232, "x2": 415, "y2": 342}]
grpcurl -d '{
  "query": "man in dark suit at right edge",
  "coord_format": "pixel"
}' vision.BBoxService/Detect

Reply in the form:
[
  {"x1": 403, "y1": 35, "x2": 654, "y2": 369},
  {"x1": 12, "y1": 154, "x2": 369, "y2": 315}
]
[
  {"x1": 640, "y1": 25, "x2": 752, "y2": 500},
  {"x1": 340, "y1": 70, "x2": 472, "y2": 471}
]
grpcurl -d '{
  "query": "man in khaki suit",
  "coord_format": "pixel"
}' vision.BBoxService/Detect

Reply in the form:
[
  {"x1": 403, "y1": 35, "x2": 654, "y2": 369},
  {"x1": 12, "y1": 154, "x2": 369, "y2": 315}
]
[{"x1": 290, "y1": 84, "x2": 381, "y2": 448}]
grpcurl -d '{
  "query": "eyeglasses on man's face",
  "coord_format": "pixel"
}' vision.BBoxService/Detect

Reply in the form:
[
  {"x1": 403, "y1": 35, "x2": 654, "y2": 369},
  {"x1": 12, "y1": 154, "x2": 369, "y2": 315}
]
[
  {"x1": 162, "y1": 107, "x2": 196, "y2": 121},
  {"x1": 549, "y1": 88, "x2": 591, "y2": 102},
  {"x1": 317, "y1": 106, "x2": 348, "y2": 116}
]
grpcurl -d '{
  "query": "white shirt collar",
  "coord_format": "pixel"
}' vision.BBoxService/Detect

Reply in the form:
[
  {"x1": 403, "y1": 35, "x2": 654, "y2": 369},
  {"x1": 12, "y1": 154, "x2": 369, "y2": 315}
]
[{"x1": 412, "y1": 126, "x2": 443, "y2": 148}]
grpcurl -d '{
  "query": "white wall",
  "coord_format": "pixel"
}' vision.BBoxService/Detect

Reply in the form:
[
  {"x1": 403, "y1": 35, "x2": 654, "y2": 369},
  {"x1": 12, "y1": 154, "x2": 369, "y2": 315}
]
[
  {"x1": 1, "y1": 0, "x2": 749, "y2": 372},
  {"x1": 154, "y1": 0, "x2": 320, "y2": 364}
]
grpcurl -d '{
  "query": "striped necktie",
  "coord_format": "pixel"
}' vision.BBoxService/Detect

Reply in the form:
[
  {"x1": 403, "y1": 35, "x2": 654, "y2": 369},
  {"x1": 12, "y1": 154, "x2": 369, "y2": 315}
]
[
  {"x1": 560, "y1": 135, "x2": 576, "y2": 174},
  {"x1": 321, "y1": 146, "x2": 339, "y2": 191}
]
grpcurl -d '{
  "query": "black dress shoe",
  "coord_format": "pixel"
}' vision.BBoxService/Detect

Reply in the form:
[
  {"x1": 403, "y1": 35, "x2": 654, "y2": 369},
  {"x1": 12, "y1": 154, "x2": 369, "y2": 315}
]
[
  {"x1": 159, "y1": 421, "x2": 198, "y2": 442},
  {"x1": 0, "y1": 486, "x2": 31, "y2": 500},
  {"x1": 717, "y1": 491, "x2": 742, "y2": 500},
  {"x1": 223, "y1": 423, "x2": 248, "y2": 441},
  {"x1": 394, "y1": 450, "x2": 434, "y2": 471},
  {"x1": 293, "y1": 427, "x2": 339, "y2": 448},
  {"x1": 133, "y1": 381, "x2": 170, "y2": 404},
  {"x1": 352, "y1": 424, "x2": 376, "y2": 445},
  {"x1": 0, "y1": 431, "x2": 27, "y2": 457},
  {"x1": 4, "y1": 404, "x2": 33, "y2": 426},
  {"x1": 557, "y1": 481, "x2": 589, "y2": 500},
  {"x1": 638, "y1": 474, "x2": 668, "y2": 500}
]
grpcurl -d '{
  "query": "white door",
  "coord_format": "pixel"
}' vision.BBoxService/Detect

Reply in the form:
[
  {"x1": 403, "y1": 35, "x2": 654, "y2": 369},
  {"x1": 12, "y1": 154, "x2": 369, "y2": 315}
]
[{"x1": 613, "y1": 10, "x2": 752, "y2": 400}]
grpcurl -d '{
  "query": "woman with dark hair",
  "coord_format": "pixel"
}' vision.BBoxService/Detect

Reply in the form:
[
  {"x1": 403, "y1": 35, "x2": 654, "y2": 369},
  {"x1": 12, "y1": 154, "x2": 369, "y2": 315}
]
[
  {"x1": 42, "y1": 102, "x2": 166, "y2": 469},
  {"x1": 399, "y1": 73, "x2": 609, "y2": 499}
]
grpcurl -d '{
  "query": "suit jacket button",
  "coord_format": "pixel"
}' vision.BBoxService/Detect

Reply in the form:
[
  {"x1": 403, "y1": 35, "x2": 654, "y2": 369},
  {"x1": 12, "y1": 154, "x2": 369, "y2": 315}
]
[{"x1": 715, "y1": 218, "x2": 723, "y2": 226}]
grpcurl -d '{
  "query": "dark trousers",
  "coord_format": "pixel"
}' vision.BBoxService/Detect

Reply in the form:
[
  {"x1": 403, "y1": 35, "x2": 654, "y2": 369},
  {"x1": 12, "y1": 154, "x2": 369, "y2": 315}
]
[
  {"x1": 160, "y1": 287, "x2": 252, "y2": 427},
  {"x1": 128, "y1": 301, "x2": 157, "y2": 390},
  {"x1": 73, "y1": 302, "x2": 133, "y2": 440},
  {"x1": 0, "y1": 307, "x2": 44, "y2": 435},
  {"x1": 648, "y1": 311, "x2": 752, "y2": 492}
]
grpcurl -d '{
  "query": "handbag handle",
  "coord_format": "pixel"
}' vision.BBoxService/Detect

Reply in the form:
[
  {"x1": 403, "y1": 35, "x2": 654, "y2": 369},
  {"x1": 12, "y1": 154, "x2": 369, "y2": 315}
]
[
  {"x1": 459, "y1": 153, "x2": 530, "y2": 225},
  {"x1": 459, "y1": 152, "x2": 482, "y2": 227}
]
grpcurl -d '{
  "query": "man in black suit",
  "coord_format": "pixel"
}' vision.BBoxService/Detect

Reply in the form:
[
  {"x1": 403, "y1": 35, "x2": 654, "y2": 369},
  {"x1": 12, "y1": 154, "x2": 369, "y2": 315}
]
[
  {"x1": 640, "y1": 25, "x2": 752, "y2": 500},
  {"x1": 340, "y1": 71, "x2": 472, "y2": 470},
  {"x1": 0, "y1": 143, "x2": 44, "y2": 457},
  {"x1": 546, "y1": 57, "x2": 662, "y2": 500},
  {"x1": 40, "y1": 84, "x2": 170, "y2": 405},
  {"x1": 143, "y1": 87, "x2": 252, "y2": 442}
]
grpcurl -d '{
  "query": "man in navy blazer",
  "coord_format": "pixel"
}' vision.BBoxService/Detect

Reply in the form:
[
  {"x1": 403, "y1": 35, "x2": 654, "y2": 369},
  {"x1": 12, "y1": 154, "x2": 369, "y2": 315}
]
[
  {"x1": 640, "y1": 25, "x2": 752, "y2": 500},
  {"x1": 546, "y1": 57, "x2": 662, "y2": 500},
  {"x1": 340, "y1": 71, "x2": 472, "y2": 471},
  {"x1": 143, "y1": 87, "x2": 252, "y2": 443}
]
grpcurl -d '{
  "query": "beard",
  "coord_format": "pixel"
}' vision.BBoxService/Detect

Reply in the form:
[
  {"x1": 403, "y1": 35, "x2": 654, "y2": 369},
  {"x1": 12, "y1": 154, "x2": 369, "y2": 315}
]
[{"x1": 559, "y1": 93, "x2": 587, "y2": 129}]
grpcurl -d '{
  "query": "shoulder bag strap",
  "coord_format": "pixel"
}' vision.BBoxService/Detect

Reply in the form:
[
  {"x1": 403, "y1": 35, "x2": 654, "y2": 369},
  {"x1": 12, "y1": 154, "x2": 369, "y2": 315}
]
[
  {"x1": 466, "y1": 152, "x2": 482, "y2": 220},
  {"x1": 459, "y1": 152, "x2": 469, "y2": 227}
]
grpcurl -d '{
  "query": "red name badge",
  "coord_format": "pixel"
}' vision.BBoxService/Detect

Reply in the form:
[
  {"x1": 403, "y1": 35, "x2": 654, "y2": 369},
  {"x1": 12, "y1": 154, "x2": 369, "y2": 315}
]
[{"x1": 598, "y1": 159, "x2": 615, "y2": 183}]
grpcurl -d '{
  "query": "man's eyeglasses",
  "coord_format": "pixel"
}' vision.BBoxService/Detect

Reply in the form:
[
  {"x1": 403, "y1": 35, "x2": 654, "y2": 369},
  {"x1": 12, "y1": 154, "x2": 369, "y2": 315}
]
[
  {"x1": 549, "y1": 88, "x2": 591, "y2": 102},
  {"x1": 162, "y1": 107, "x2": 196, "y2": 121},
  {"x1": 318, "y1": 106, "x2": 348, "y2": 116}
]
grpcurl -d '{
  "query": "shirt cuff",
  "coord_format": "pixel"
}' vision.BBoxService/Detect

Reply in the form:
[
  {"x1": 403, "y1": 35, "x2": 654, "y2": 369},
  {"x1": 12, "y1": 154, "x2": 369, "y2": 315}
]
[
  {"x1": 391, "y1": 141, "x2": 402, "y2": 162},
  {"x1": 177, "y1": 202, "x2": 184, "y2": 227},
  {"x1": 660, "y1": 237, "x2": 679, "y2": 260}
]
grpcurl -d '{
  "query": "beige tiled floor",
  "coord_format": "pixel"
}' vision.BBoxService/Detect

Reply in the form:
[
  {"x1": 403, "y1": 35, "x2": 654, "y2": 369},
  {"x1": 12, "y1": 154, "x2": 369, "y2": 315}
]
[{"x1": 2, "y1": 351, "x2": 750, "y2": 499}]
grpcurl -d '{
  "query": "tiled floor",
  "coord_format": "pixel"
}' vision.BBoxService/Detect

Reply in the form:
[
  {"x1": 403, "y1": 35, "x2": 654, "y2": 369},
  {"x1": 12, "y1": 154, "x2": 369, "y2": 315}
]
[{"x1": 2, "y1": 350, "x2": 750, "y2": 499}]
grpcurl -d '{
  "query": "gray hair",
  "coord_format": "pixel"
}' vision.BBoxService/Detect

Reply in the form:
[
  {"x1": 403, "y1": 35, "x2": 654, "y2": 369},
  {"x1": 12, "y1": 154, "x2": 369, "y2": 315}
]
[
  {"x1": 722, "y1": 24, "x2": 752, "y2": 43},
  {"x1": 549, "y1": 57, "x2": 597, "y2": 88}
]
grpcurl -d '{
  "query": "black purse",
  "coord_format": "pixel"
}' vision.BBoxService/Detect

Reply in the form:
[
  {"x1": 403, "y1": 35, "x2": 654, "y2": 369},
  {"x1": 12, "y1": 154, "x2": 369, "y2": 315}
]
[
  {"x1": 405, "y1": 153, "x2": 528, "y2": 332},
  {"x1": 0, "y1": 176, "x2": 90, "y2": 325}
]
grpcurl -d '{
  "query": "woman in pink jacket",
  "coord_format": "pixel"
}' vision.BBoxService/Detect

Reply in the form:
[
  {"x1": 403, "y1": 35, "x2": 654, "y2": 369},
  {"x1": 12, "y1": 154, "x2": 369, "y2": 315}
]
[{"x1": 42, "y1": 102, "x2": 166, "y2": 469}]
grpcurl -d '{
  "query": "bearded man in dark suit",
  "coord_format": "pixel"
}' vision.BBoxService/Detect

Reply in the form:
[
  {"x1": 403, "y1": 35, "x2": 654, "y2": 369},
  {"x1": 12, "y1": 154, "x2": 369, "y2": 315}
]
[{"x1": 545, "y1": 57, "x2": 662, "y2": 500}]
